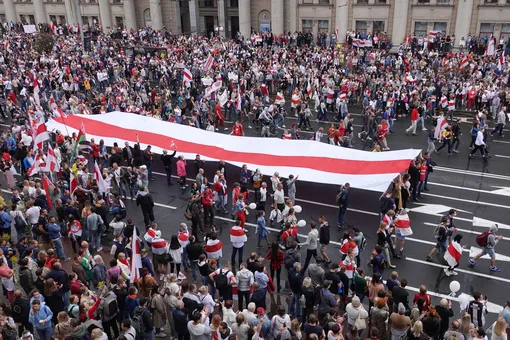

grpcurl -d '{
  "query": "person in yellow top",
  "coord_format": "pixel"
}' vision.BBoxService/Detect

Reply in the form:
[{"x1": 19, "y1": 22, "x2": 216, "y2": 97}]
[{"x1": 435, "y1": 124, "x2": 453, "y2": 155}]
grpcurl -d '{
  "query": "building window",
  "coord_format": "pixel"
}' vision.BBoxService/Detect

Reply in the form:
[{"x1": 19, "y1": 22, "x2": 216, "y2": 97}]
[
  {"x1": 318, "y1": 20, "x2": 329, "y2": 33},
  {"x1": 200, "y1": 0, "x2": 216, "y2": 7},
  {"x1": 357, "y1": 0, "x2": 369, "y2": 3},
  {"x1": 112, "y1": 0, "x2": 122, "y2": 3},
  {"x1": 0, "y1": 15, "x2": 5, "y2": 23},
  {"x1": 414, "y1": 21, "x2": 427, "y2": 36},
  {"x1": 485, "y1": 0, "x2": 498, "y2": 3},
  {"x1": 355, "y1": 20, "x2": 367, "y2": 34},
  {"x1": 82, "y1": 16, "x2": 89, "y2": 25},
  {"x1": 59, "y1": 15, "x2": 66, "y2": 24},
  {"x1": 417, "y1": 0, "x2": 431, "y2": 3},
  {"x1": 434, "y1": 22, "x2": 447, "y2": 34},
  {"x1": 319, "y1": 0, "x2": 330, "y2": 4},
  {"x1": 230, "y1": 0, "x2": 238, "y2": 7},
  {"x1": 377, "y1": 0, "x2": 387, "y2": 3},
  {"x1": 115, "y1": 16, "x2": 123, "y2": 28},
  {"x1": 303, "y1": 0, "x2": 313, "y2": 3},
  {"x1": 302, "y1": 19, "x2": 313, "y2": 32},
  {"x1": 373, "y1": 21, "x2": 385, "y2": 35},
  {"x1": 50, "y1": 15, "x2": 57, "y2": 24},
  {"x1": 437, "y1": 0, "x2": 450, "y2": 3},
  {"x1": 501, "y1": 24, "x2": 510, "y2": 42},
  {"x1": 91, "y1": 16, "x2": 98, "y2": 24},
  {"x1": 480, "y1": 23, "x2": 494, "y2": 38}
]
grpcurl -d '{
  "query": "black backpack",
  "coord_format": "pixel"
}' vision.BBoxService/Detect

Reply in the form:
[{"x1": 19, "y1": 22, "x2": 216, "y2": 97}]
[
  {"x1": 214, "y1": 269, "x2": 230, "y2": 290},
  {"x1": 14, "y1": 212, "x2": 27, "y2": 232},
  {"x1": 132, "y1": 309, "x2": 147, "y2": 340}
]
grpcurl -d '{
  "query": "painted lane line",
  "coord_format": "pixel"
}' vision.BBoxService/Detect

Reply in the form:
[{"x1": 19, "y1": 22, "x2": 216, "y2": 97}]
[
  {"x1": 421, "y1": 193, "x2": 510, "y2": 209},
  {"x1": 405, "y1": 256, "x2": 510, "y2": 284},
  {"x1": 427, "y1": 182, "x2": 510, "y2": 197},
  {"x1": 495, "y1": 155, "x2": 510, "y2": 159},
  {"x1": 434, "y1": 166, "x2": 510, "y2": 181},
  {"x1": 492, "y1": 140, "x2": 510, "y2": 144},
  {"x1": 422, "y1": 222, "x2": 510, "y2": 240},
  {"x1": 473, "y1": 217, "x2": 510, "y2": 230}
]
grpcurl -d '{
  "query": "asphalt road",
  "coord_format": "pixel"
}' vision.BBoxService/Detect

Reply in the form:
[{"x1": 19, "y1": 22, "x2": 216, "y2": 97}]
[{"x1": 1, "y1": 106, "x2": 510, "y2": 327}]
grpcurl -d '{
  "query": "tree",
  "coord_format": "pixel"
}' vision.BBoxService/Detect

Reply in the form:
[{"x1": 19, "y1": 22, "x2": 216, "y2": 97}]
[{"x1": 33, "y1": 33, "x2": 55, "y2": 53}]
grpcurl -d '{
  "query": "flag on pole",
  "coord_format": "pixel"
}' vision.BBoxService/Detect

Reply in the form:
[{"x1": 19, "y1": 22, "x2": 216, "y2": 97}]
[
  {"x1": 42, "y1": 174, "x2": 55, "y2": 210},
  {"x1": 459, "y1": 58, "x2": 469, "y2": 70},
  {"x1": 129, "y1": 226, "x2": 142, "y2": 283},
  {"x1": 71, "y1": 122, "x2": 88, "y2": 161},
  {"x1": 27, "y1": 154, "x2": 46, "y2": 177},
  {"x1": 43, "y1": 144, "x2": 60, "y2": 173},
  {"x1": 498, "y1": 51, "x2": 505, "y2": 71},
  {"x1": 434, "y1": 115, "x2": 448, "y2": 139},
  {"x1": 70, "y1": 172, "x2": 79, "y2": 195},
  {"x1": 183, "y1": 68, "x2": 193, "y2": 84},
  {"x1": 33, "y1": 78, "x2": 40, "y2": 106},
  {"x1": 219, "y1": 90, "x2": 228, "y2": 107},
  {"x1": 204, "y1": 54, "x2": 214, "y2": 71},
  {"x1": 236, "y1": 91, "x2": 241, "y2": 111},
  {"x1": 94, "y1": 160, "x2": 109, "y2": 193},
  {"x1": 307, "y1": 83, "x2": 313, "y2": 97},
  {"x1": 444, "y1": 240, "x2": 463, "y2": 268},
  {"x1": 33, "y1": 123, "x2": 50, "y2": 150}
]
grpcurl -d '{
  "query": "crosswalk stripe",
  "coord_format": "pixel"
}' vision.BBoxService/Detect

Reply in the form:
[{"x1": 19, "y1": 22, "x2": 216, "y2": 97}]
[{"x1": 421, "y1": 193, "x2": 510, "y2": 209}]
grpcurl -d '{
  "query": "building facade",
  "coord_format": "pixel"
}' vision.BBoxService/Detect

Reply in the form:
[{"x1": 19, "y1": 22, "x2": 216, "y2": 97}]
[{"x1": 1, "y1": 0, "x2": 510, "y2": 45}]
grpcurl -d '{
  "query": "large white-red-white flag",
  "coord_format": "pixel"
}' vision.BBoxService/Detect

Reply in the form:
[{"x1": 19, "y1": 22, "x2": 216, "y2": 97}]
[
  {"x1": 498, "y1": 52, "x2": 505, "y2": 71},
  {"x1": 129, "y1": 226, "x2": 142, "y2": 282},
  {"x1": 394, "y1": 213, "x2": 413, "y2": 236},
  {"x1": 444, "y1": 241, "x2": 463, "y2": 267},
  {"x1": 33, "y1": 78, "x2": 40, "y2": 106},
  {"x1": 435, "y1": 115, "x2": 448, "y2": 139},
  {"x1": 459, "y1": 58, "x2": 469, "y2": 70},
  {"x1": 204, "y1": 55, "x2": 214, "y2": 71},
  {"x1": 93, "y1": 160, "x2": 109, "y2": 193},
  {"x1": 47, "y1": 112, "x2": 420, "y2": 192},
  {"x1": 33, "y1": 124, "x2": 50, "y2": 150}
]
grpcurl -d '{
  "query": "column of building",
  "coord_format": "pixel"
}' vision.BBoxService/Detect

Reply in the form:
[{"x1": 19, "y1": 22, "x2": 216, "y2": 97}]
[
  {"x1": 391, "y1": 0, "x2": 409, "y2": 46},
  {"x1": 335, "y1": 0, "x2": 348, "y2": 43},
  {"x1": 239, "y1": 0, "x2": 251, "y2": 39},
  {"x1": 288, "y1": 0, "x2": 297, "y2": 33},
  {"x1": 189, "y1": 0, "x2": 201, "y2": 34},
  {"x1": 149, "y1": 0, "x2": 163, "y2": 30},
  {"x1": 217, "y1": 0, "x2": 228, "y2": 37},
  {"x1": 271, "y1": 0, "x2": 283, "y2": 35},
  {"x1": 98, "y1": 0, "x2": 112, "y2": 32},
  {"x1": 454, "y1": 0, "x2": 474, "y2": 45},
  {"x1": 123, "y1": 0, "x2": 137, "y2": 31},
  {"x1": 4, "y1": 0, "x2": 16, "y2": 25},
  {"x1": 64, "y1": 0, "x2": 77, "y2": 25},
  {"x1": 33, "y1": 0, "x2": 47, "y2": 25}
]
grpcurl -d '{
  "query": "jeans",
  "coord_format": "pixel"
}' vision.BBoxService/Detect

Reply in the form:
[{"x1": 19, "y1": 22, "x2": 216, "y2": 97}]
[
  {"x1": 492, "y1": 123, "x2": 504, "y2": 136},
  {"x1": 231, "y1": 246, "x2": 244, "y2": 268},
  {"x1": 427, "y1": 140, "x2": 436, "y2": 154},
  {"x1": 147, "y1": 161, "x2": 154, "y2": 179},
  {"x1": 356, "y1": 292, "x2": 365, "y2": 303},
  {"x1": 338, "y1": 205, "x2": 347, "y2": 225},
  {"x1": 90, "y1": 229, "x2": 101, "y2": 250},
  {"x1": 238, "y1": 290, "x2": 250, "y2": 311},
  {"x1": 36, "y1": 328, "x2": 52, "y2": 340},
  {"x1": 164, "y1": 165, "x2": 173, "y2": 184},
  {"x1": 289, "y1": 293, "x2": 302, "y2": 318},
  {"x1": 302, "y1": 249, "x2": 317, "y2": 272},
  {"x1": 63, "y1": 291, "x2": 70, "y2": 309},
  {"x1": 436, "y1": 139, "x2": 451, "y2": 153},
  {"x1": 52, "y1": 238, "x2": 66, "y2": 259},
  {"x1": 182, "y1": 248, "x2": 191, "y2": 270},
  {"x1": 190, "y1": 261, "x2": 198, "y2": 282}
]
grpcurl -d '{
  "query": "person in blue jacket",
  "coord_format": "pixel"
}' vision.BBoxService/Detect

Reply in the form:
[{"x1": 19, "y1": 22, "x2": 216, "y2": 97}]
[{"x1": 28, "y1": 299, "x2": 53, "y2": 340}]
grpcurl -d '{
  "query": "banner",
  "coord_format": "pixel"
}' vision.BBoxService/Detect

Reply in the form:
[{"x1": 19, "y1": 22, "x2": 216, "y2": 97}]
[
  {"x1": 46, "y1": 112, "x2": 420, "y2": 192},
  {"x1": 351, "y1": 38, "x2": 373, "y2": 48},
  {"x1": 23, "y1": 25, "x2": 37, "y2": 34}
]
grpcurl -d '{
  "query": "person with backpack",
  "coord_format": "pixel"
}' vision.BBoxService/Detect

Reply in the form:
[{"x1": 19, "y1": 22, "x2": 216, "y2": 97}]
[
  {"x1": 336, "y1": 183, "x2": 350, "y2": 228},
  {"x1": 132, "y1": 297, "x2": 153, "y2": 340},
  {"x1": 469, "y1": 224, "x2": 503, "y2": 272},
  {"x1": 91, "y1": 255, "x2": 107, "y2": 289},
  {"x1": 209, "y1": 262, "x2": 237, "y2": 301},
  {"x1": 99, "y1": 288, "x2": 120, "y2": 340},
  {"x1": 426, "y1": 217, "x2": 449, "y2": 263}
]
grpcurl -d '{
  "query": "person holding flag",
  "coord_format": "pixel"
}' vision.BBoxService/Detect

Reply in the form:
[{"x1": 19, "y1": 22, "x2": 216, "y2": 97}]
[
  {"x1": 393, "y1": 209, "x2": 413, "y2": 256},
  {"x1": 444, "y1": 234, "x2": 464, "y2": 276}
]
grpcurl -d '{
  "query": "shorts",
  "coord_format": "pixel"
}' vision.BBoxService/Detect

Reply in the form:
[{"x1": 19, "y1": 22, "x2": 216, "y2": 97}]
[
  {"x1": 480, "y1": 247, "x2": 496, "y2": 259},
  {"x1": 435, "y1": 241, "x2": 448, "y2": 253},
  {"x1": 395, "y1": 233, "x2": 406, "y2": 241},
  {"x1": 320, "y1": 244, "x2": 328, "y2": 253}
]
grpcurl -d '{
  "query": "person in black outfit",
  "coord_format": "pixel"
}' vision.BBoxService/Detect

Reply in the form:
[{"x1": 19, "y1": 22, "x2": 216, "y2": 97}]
[
  {"x1": 193, "y1": 155, "x2": 204, "y2": 176},
  {"x1": 185, "y1": 236, "x2": 204, "y2": 283},
  {"x1": 436, "y1": 298, "x2": 454, "y2": 339},
  {"x1": 161, "y1": 148, "x2": 177, "y2": 185},
  {"x1": 391, "y1": 278, "x2": 410, "y2": 313},
  {"x1": 249, "y1": 282, "x2": 266, "y2": 310},
  {"x1": 136, "y1": 189, "x2": 155, "y2": 229},
  {"x1": 12, "y1": 290, "x2": 33, "y2": 337},
  {"x1": 452, "y1": 119, "x2": 462, "y2": 153},
  {"x1": 408, "y1": 160, "x2": 420, "y2": 202}
]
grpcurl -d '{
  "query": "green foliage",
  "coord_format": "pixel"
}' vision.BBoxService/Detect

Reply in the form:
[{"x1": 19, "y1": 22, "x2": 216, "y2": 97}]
[{"x1": 33, "y1": 33, "x2": 55, "y2": 53}]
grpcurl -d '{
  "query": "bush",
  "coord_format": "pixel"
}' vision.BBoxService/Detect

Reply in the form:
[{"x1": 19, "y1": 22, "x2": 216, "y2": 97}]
[{"x1": 33, "y1": 33, "x2": 55, "y2": 53}]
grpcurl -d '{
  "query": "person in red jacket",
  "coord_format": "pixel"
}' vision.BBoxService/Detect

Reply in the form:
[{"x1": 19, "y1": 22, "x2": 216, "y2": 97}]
[
  {"x1": 202, "y1": 186, "x2": 215, "y2": 228},
  {"x1": 377, "y1": 120, "x2": 390, "y2": 151},
  {"x1": 231, "y1": 121, "x2": 244, "y2": 136},
  {"x1": 405, "y1": 106, "x2": 419, "y2": 136}
]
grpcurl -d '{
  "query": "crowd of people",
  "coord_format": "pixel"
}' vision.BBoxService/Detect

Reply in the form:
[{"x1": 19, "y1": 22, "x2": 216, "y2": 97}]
[{"x1": 0, "y1": 20, "x2": 507, "y2": 340}]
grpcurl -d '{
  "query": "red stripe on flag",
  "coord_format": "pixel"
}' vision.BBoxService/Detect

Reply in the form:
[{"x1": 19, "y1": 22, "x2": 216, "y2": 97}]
[
  {"x1": 55, "y1": 115, "x2": 412, "y2": 175},
  {"x1": 448, "y1": 243, "x2": 462, "y2": 263}
]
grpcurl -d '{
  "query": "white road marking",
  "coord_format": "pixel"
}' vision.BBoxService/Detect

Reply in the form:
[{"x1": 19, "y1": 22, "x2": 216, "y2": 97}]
[
  {"x1": 434, "y1": 166, "x2": 510, "y2": 181},
  {"x1": 469, "y1": 246, "x2": 510, "y2": 262},
  {"x1": 492, "y1": 140, "x2": 510, "y2": 144},
  {"x1": 495, "y1": 154, "x2": 510, "y2": 159},
  {"x1": 473, "y1": 216, "x2": 510, "y2": 230},
  {"x1": 422, "y1": 222, "x2": 510, "y2": 241},
  {"x1": 409, "y1": 204, "x2": 472, "y2": 215},
  {"x1": 421, "y1": 192, "x2": 510, "y2": 209},
  {"x1": 405, "y1": 256, "x2": 510, "y2": 284},
  {"x1": 427, "y1": 182, "x2": 510, "y2": 197}
]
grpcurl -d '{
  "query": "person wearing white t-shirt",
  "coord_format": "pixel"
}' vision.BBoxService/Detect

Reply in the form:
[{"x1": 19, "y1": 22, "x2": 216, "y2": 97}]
[
  {"x1": 209, "y1": 262, "x2": 237, "y2": 301},
  {"x1": 273, "y1": 183, "x2": 285, "y2": 211}
]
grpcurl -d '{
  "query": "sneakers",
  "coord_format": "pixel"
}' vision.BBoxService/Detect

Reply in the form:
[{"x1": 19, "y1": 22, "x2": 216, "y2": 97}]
[
  {"x1": 444, "y1": 268, "x2": 452, "y2": 276},
  {"x1": 426, "y1": 256, "x2": 434, "y2": 262},
  {"x1": 450, "y1": 270, "x2": 458, "y2": 276},
  {"x1": 453, "y1": 150, "x2": 459, "y2": 153},
  {"x1": 447, "y1": 153, "x2": 452, "y2": 156},
  {"x1": 389, "y1": 264, "x2": 396, "y2": 269},
  {"x1": 468, "y1": 259, "x2": 477, "y2": 267},
  {"x1": 490, "y1": 266, "x2": 501, "y2": 272},
  {"x1": 97, "y1": 247, "x2": 103, "y2": 252}
]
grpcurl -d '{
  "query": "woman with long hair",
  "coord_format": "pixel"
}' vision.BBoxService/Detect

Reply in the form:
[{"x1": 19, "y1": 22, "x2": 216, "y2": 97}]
[
  {"x1": 137, "y1": 267, "x2": 156, "y2": 298},
  {"x1": 53, "y1": 311, "x2": 71, "y2": 340},
  {"x1": 265, "y1": 242, "x2": 284, "y2": 292},
  {"x1": 376, "y1": 222, "x2": 396, "y2": 269},
  {"x1": 43, "y1": 278, "x2": 64, "y2": 323},
  {"x1": 459, "y1": 312, "x2": 474, "y2": 339},
  {"x1": 169, "y1": 235, "x2": 183, "y2": 274},
  {"x1": 421, "y1": 306, "x2": 441, "y2": 339},
  {"x1": 407, "y1": 320, "x2": 424, "y2": 340},
  {"x1": 368, "y1": 272, "x2": 385, "y2": 311},
  {"x1": 492, "y1": 317, "x2": 508, "y2": 340}
]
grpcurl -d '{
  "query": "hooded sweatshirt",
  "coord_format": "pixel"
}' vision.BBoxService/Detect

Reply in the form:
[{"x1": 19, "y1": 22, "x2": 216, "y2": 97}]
[
  {"x1": 187, "y1": 321, "x2": 212, "y2": 340},
  {"x1": 236, "y1": 268, "x2": 254, "y2": 292},
  {"x1": 487, "y1": 224, "x2": 499, "y2": 249}
]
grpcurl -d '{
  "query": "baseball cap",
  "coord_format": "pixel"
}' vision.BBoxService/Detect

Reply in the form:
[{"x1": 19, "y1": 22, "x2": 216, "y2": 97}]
[{"x1": 257, "y1": 307, "x2": 265, "y2": 315}]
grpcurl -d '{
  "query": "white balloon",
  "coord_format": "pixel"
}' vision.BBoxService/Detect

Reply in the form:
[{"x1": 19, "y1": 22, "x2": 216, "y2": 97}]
[
  {"x1": 297, "y1": 220, "x2": 306, "y2": 227},
  {"x1": 293, "y1": 205, "x2": 302, "y2": 213},
  {"x1": 449, "y1": 281, "x2": 460, "y2": 293},
  {"x1": 248, "y1": 203, "x2": 257, "y2": 210}
]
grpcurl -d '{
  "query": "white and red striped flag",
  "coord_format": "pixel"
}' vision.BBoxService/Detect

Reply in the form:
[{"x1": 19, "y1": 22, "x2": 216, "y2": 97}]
[
  {"x1": 94, "y1": 160, "x2": 109, "y2": 193},
  {"x1": 394, "y1": 213, "x2": 413, "y2": 236},
  {"x1": 183, "y1": 68, "x2": 193, "y2": 84},
  {"x1": 70, "y1": 172, "x2": 79, "y2": 194},
  {"x1": 236, "y1": 90, "x2": 242, "y2": 111},
  {"x1": 230, "y1": 226, "x2": 247, "y2": 244},
  {"x1": 435, "y1": 115, "x2": 448, "y2": 139},
  {"x1": 42, "y1": 174, "x2": 55, "y2": 210},
  {"x1": 291, "y1": 93, "x2": 300, "y2": 108},
  {"x1": 498, "y1": 51, "x2": 505, "y2": 72},
  {"x1": 204, "y1": 54, "x2": 214, "y2": 71},
  {"x1": 444, "y1": 240, "x2": 463, "y2": 268},
  {"x1": 33, "y1": 78, "x2": 40, "y2": 106},
  {"x1": 275, "y1": 92, "x2": 285, "y2": 105},
  {"x1": 43, "y1": 144, "x2": 60, "y2": 172},
  {"x1": 327, "y1": 89, "x2": 334, "y2": 104},
  {"x1": 27, "y1": 154, "x2": 46, "y2": 177},
  {"x1": 459, "y1": 58, "x2": 469, "y2": 69},
  {"x1": 204, "y1": 239, "x2": 222, "y2": 259},
  {"x1": 307, "y1": 83, "x2": 313, "y2": 97},
  {"x1": 47, "y1": 112, "x2": 421, "y2": 192},
  {"x1": 129, "y1": 226, "x2": 142, "y2": 282},
  {"x1": 33, "y1": 123, "x2": 50, "y2": 150},
  {"x1": 428, "y1": 30, "x2": 441, "y2": 38}
]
